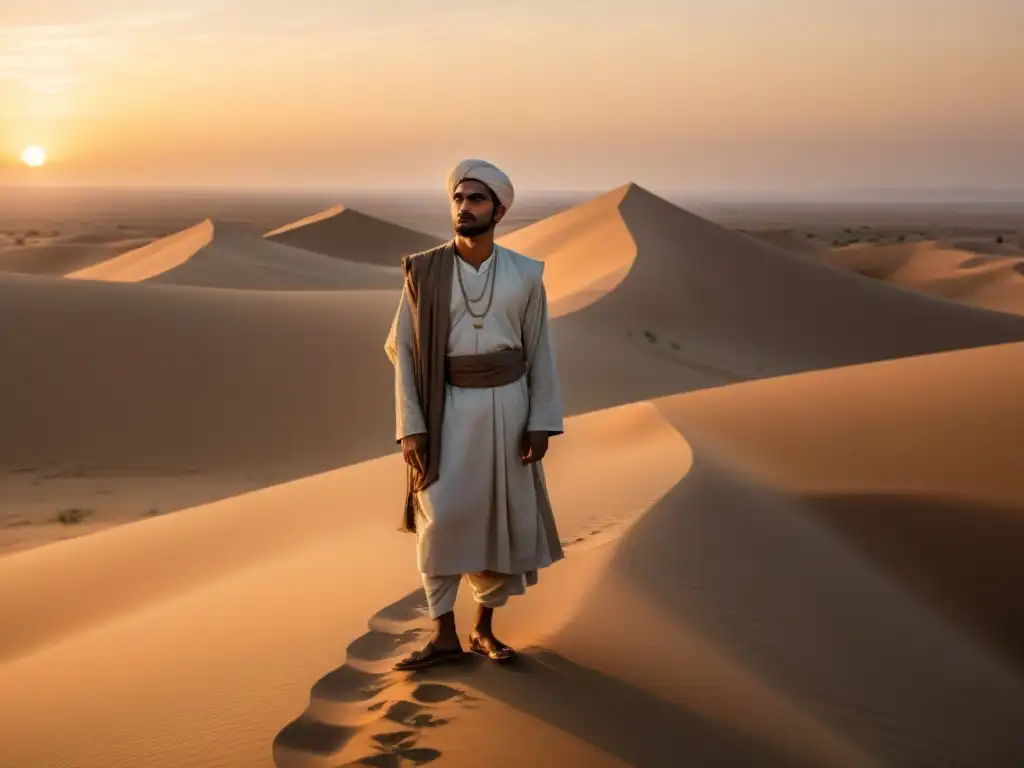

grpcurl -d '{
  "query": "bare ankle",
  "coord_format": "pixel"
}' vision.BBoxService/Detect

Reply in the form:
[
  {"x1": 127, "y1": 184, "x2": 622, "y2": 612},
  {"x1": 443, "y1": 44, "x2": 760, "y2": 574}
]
[
  {"x1": 473, "y1": 606, "x2": 495, "y2": 636},
  {"x1": 431, "y1": 612, "x2": 459, "y2": 648}
]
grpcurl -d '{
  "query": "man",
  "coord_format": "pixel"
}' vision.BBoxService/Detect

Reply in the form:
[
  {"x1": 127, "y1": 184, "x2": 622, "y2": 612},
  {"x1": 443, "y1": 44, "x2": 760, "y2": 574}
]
[{"x1": 384, "y1": 159, "x2": 564, "y2": 670}]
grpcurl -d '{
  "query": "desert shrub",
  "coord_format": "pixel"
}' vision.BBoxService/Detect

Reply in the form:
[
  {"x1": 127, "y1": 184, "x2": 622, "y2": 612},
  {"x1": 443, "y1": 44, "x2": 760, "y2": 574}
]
[{"x1": 56, "y1": 508, "x2": 92, "y2": 524}]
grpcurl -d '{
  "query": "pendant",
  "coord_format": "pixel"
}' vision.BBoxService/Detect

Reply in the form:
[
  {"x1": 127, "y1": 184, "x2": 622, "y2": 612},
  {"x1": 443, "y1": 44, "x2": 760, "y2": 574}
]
[{"x1": 473, "y1": 322, "x2": 484, "y2": 330}]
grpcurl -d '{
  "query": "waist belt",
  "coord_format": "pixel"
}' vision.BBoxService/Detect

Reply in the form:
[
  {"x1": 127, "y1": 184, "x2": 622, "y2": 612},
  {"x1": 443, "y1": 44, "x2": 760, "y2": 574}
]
[{"x1": 446, "y1": 348, "x2": 527, "y2": 388}]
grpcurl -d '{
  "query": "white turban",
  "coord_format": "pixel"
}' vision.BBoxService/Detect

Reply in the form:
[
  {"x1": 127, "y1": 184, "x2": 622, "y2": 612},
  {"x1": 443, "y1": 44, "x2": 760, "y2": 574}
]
[{"x1": 447, "y1": 159, "x2": 514, "y2": 212}]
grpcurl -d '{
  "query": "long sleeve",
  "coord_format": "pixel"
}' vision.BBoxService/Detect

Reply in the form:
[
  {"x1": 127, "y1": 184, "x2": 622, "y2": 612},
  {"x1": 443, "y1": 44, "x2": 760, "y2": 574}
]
[
  {"x1": 385, "y1": 285, "x2": 427, "y2": 442},
  {"x1": 522, "y1": 266, "x2": 564, "y2": 435}
]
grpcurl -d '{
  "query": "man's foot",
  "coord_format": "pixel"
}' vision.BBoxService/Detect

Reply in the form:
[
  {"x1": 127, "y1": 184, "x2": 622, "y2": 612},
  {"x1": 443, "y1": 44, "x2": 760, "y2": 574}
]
[
  {"x1": 393, "y1": 641, "x2": 464, "y2": 671},
  {"x1": 468, "y1": 631, "x2": 517, "y2": 664}
]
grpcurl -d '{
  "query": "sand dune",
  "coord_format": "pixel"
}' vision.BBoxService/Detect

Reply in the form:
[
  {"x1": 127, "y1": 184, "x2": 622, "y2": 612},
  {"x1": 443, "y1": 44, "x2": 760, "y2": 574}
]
[
  {"x1": 0, "y1": 272, "x2": 400, "y2": 475},
  {"x1": 820, "y1": 240, "x2": 1024, "y2": 316},
  {"x1": 0, "y1": 401, "x2": 689, "y2": 767},
  {"x1": 5, "y1": 186, "x2": 1024, "y2": 551},
  {"x1": 3, "y1": 184, "x2": 1024, "y2": 766},
  {"x1": 68, "y1": 219, "x2": 402, "y2": 290},
  {"x1": 504, "y1": 184, "x2": 1024, "y2": 399},
  {"x1": 548, "y1": 343, "x2": 1024, "y2": 768},
  {"x1": 264, "y1": 205, "x2": 443, "y2": 266},
  {"x1": 2, "y1": 344, "x2": 1022, "y2": 766},
  {"x1": 0, "y1": 237, "x2": 152, "y2": 275},
  {"x1": 498, "y1": 187, "x2": 639, "y2": 315}
]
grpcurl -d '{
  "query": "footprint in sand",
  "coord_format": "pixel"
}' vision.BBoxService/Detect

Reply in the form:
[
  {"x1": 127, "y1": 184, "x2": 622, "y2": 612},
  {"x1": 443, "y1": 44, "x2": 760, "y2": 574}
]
[
  {"x1": 342, "y1": 730, "x2": 442, "y2": 767},
  {"x1": 559, "y1": 513, "x2": 638, "y2": 553},
  {"x1": 345, "y1": 627, "x2": 426, "y2": 663},
  {"x1": 382, "y1": 699, "x2": 448, "y2": 728},
  {"x1": 273, "y1": 591, "x2": 474, "y2": 767}
]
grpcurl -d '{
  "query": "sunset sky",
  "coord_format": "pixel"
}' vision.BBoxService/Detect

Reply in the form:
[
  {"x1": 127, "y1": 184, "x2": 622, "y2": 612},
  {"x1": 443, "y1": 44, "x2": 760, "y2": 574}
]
[{"x1": 1, "y1": 0, "x2": 1021, "y2": 194}]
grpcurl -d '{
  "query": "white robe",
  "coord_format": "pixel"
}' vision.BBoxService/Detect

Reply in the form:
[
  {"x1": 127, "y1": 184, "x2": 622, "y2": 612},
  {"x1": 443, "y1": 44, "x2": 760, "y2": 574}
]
[{"x1": 385, "y1": 245, "x2": 564, "y2": 579}]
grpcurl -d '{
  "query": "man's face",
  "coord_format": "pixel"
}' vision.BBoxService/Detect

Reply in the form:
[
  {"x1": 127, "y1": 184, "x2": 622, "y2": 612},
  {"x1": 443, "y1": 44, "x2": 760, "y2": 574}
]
[{"x1": 451, "y1": 179, "x2": 505, "y2": 237}]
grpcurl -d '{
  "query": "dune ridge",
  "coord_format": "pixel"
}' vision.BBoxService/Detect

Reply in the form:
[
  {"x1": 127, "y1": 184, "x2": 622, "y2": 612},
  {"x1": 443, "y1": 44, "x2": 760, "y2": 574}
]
[
  {"x1": 498, "y1": 184, "x2": 638, "y2": 315},
  {"x1": 819, "y1": 240, "x2": 1024, "y2": 316},
  {"x1": 506, "y1": 184, "x2": 1024, "y2": 416},
  {"x1": 67, "y1": 219, "x2": 402, "y2": 290},
  {"x1": 5, "y1": 185, "x2": 1024, "y2": 546},
  {"x1": 264, "y1": 205, "x2": 443, "y2": 266},
  {"x1": 2, "y1": 184, "x2": 1024, "y2": 767},
  {"x1": 301, "y1": 343, "x2": 1024, "y2": 767},
  {"x1": 3, "y1": 346, "x2": 1023, "y2": 766},
  {"x1": 0, "y1": 236, "x2": 153, "y2": 275}
]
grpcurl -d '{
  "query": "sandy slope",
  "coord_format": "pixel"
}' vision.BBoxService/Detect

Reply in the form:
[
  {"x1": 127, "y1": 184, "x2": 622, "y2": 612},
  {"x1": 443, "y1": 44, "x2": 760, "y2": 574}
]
[
  {"x1": 820, "y1": 240, "x2": 1024, "y2": 316},
  {"x1": 0, "y1": 272, "x2": 400, "y2": 475},
  {"x1": 0, "y1": 236, "x2": 152, "y2": 275},
  {"x1": 265, "y1": 205, "x2": 442, "y2": 266},
  {"x1": 4, "y1": 186, "x2": 1024, "y2": 550},
  {"x1": 0, "y1": 402, "x2": 688, "y2": 767},
  {"x1": 503, "y1": 184, "x2": 1024, "y2": 398},
  {"x1": 543, "y1": 343, "x2": 1024, "y2": 768},
  {"x1": 2, "y1": 345, "x2": 1022, "y2": 767},
  {"x1": 3, "y1": 185, "x2": 1024, "y2": 766},
  {"x1": 68, "y1": 219, "x2": 402, "y2": 290}
]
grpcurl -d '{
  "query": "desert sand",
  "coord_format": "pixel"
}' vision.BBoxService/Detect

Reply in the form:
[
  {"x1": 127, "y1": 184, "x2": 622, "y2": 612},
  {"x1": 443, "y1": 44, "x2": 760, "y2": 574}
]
[
  {"x1": 68, "y1": 218, "x2": 404, "y2": 290},
  {"x1": 815, "y1": 240, "x2": 1024, "y2": 316},
  {"x1": 1, "y1": 184, "x2": 1023, "y2": 767},
  {"x1": 0, "y1": 229, "x2": 153, "y2": 275},
  {"x1": 264, "y1": 205, "x2": 443, "y2": 265}
]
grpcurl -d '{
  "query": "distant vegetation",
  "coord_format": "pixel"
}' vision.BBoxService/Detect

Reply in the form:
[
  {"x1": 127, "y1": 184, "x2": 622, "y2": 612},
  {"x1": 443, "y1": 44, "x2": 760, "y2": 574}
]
[{"x1": 56, "y1": 508, "x2": 92, "y2": 524}]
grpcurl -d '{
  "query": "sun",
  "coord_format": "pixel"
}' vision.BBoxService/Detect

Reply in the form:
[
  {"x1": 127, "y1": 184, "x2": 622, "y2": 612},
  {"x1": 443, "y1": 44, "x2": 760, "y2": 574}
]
[{"x1": 21, "y1": 146, "x2": 47, "y2": 168}]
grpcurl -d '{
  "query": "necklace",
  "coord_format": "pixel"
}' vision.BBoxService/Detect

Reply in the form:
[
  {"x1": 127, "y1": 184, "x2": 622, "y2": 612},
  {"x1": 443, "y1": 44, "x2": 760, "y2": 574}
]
[
  {"x1": 457, "y1": 256, "x2": 490, "y2": 303},
  {"x1": 456, "y1": 248, "x2": 498, "y2": 329}
]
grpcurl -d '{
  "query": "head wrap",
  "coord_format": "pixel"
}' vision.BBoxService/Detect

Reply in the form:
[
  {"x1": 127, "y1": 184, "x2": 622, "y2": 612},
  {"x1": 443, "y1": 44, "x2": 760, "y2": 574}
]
[{"x1": 447, "y1": 159, "x2": 514, "y2": 212}]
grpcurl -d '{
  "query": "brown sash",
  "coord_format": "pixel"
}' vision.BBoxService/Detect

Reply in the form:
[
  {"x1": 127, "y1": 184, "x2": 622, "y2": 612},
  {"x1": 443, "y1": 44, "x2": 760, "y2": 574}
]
[{"x1": 446, "y1": 348, "x2": 526, "y2": 388}]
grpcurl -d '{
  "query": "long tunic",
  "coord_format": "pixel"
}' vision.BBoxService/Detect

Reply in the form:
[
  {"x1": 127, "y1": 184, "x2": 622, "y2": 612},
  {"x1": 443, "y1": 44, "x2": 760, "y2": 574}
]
[{"x1": 384, "y1": 245, "x2": 565, "y2": 578}]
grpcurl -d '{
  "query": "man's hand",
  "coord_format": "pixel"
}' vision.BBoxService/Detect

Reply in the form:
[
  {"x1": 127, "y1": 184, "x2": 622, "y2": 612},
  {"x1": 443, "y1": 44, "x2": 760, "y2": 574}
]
[
  {"x1": 520, "y1": 430, "x2": 549, "y2": 464},
  {"x1": 401, "y1": 433, "x2": 428, "y2": 474}
]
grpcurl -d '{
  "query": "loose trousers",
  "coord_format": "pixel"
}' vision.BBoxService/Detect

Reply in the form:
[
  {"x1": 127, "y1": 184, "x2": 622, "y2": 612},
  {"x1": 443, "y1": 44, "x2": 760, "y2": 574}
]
[{"x1": 422, "y1": 570, "x2": 527, "y2": 620}]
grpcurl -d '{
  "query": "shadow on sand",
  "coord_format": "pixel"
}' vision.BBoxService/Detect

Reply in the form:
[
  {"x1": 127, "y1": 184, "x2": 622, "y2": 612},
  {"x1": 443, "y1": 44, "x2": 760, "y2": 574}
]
[{"x1": 272, "y1": 588, "x2": 798, "y2": 767}]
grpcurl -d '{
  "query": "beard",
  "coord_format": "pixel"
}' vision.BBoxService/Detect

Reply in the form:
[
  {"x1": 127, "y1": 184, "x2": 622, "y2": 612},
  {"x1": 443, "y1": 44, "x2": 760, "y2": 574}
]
[{"x1": 454, "y1": 210, "x2": 497, "y2": 237}]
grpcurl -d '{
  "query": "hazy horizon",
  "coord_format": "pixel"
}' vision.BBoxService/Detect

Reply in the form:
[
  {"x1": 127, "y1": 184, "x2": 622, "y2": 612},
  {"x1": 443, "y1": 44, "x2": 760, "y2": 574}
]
[
  {"x1": 4, "y1": 181, "x2": 1023, "y2": 205},
  {"x1": 2, "y1": 0, "x2": 1021, "y2": 193}
]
